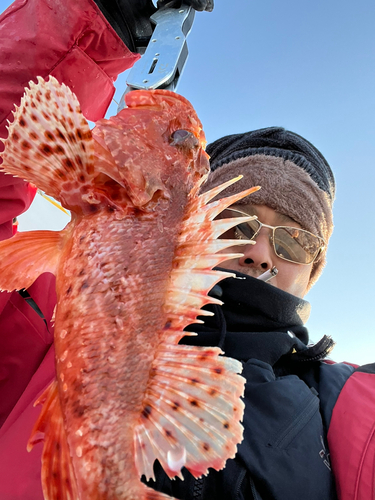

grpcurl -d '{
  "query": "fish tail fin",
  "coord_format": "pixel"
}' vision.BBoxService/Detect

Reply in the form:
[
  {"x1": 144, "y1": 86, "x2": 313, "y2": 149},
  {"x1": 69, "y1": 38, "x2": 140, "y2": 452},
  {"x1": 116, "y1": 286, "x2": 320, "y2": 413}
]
[
  {"x1": 0, "y1": 229, "x2": 65, "y2": 291},
  {"x1": 28, "y1": 380, "x2": 79, "y2": 500},
  {"x1": 1, "y1": 76, "x2": 96, "y2": 211},
  {"x1": 135, "y1": 177, "x2": 257, "y2": 482}
]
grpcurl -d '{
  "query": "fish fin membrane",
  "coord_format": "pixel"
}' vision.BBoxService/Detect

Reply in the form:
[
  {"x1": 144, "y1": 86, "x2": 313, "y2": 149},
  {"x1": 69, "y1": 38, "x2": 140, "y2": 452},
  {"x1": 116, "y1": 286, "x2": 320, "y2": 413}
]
[
  {"x1": 0, "y1": 230, "x2": 63, "y2": 291},
  {"x1": 141, "y1": 484, "x2": 178, "y2": 500},
  {"x1": 135, "y1": 178, "x2": 257, "y2": 481},
  {"x1": 28, "y1": 380, "x2": 79, "y2": 500},
  {"x1": 1, "y1": 76, "x2": 96, "y2": 210},
  {"x1": 134, "y1": 344, "x2": 245, "y2": 481},
  {"x1": 164, "y1": 182, "x2": 260, "y2": 333}
]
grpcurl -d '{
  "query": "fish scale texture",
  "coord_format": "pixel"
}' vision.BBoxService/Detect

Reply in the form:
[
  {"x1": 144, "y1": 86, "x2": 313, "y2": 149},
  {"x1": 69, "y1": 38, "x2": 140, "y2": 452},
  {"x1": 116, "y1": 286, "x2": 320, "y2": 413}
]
[
  {"x1": 56, "y1": 191, "x2": 192, "y2": 492},
  {"x1": 0, "y1": 76, "x2": 258, "y2": 500},
  {"x1": 54, "y1": 211, "x2": 182, "y2": 497}
]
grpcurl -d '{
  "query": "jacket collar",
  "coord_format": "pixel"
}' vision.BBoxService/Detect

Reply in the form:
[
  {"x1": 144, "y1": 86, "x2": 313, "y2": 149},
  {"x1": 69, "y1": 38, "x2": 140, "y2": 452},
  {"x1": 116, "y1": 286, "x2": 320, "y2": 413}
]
[
  {"x1": 182, "y1": 269, "x2": 317, "y2": 365},
  {"x1": 210, "y1": 269, "x2": 310, "y2": 335}
]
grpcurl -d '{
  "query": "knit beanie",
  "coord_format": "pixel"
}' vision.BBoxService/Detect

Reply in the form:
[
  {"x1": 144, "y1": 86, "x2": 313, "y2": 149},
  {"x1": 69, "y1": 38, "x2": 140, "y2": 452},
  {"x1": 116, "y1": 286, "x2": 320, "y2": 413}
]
[{"x1": 202, "y1": 127, "x2": 335, "y2": 290}]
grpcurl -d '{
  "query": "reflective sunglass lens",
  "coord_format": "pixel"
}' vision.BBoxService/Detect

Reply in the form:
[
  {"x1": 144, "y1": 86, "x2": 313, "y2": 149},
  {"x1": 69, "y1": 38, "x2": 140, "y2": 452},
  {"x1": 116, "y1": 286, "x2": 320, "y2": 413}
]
[
  {"x1": 273, "y1": 227, "x2": 321, "y2": 264},
  {"x1": 219, "y1": 209, "x2": 258, "y2": 240},
  {"x1": 235, "y1": 219, "x2": 260, "y2": 240},
  {"x1": 218, "y1": 209, "x2": 323, "y2": 265}
]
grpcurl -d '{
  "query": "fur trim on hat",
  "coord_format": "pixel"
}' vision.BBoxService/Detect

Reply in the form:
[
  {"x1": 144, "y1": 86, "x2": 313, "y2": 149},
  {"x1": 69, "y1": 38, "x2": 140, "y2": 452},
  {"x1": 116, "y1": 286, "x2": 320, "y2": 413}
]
[{"x1": 201, "y1": 155, "x2": 334, "y2": 291}]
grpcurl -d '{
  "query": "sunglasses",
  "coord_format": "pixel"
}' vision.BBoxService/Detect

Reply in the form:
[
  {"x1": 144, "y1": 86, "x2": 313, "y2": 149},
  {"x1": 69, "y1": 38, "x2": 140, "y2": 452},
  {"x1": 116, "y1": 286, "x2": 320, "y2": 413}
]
[{"x1": 220, "y1": 208, "x2": 325, "y2": 265}]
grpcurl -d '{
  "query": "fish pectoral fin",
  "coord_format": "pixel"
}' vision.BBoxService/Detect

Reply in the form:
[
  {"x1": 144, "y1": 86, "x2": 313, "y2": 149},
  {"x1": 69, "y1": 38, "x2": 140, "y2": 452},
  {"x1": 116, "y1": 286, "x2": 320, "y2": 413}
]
[
  {"x1": 28, "y1": 380, "x2": 79, "y2": 500},
  {"x1": 134, "y1": 344, "x2": 245, "y2": 482},
  {"x1": 132, "y1": 177, "x2": 256, "y2": 482},
  {"x1": 1, "y1": 76, "x2": 96, "y2": 211},
  {"x1": 0, "y1": 230, "x2": 64, "y2": 291}
]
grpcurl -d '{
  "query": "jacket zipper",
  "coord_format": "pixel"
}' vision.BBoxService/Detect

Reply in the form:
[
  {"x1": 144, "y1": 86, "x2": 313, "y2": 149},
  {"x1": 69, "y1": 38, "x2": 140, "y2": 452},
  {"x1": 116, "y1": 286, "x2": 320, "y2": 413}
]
[
  {"x1": 249, "y1": 476, "x2": 260, "y2": 500},
  {"x1": 272, "y1": 395, "x2": 319, "y2": 449},
  {"x1": 295, "y1": 336, "x2": 336, "y2": 363},
  {"x1": 298, "y1": 347, "x2": 333, "y2": 363},
  {"x1": 193, "y1": 477, "x2": 204, "y2": 500}
]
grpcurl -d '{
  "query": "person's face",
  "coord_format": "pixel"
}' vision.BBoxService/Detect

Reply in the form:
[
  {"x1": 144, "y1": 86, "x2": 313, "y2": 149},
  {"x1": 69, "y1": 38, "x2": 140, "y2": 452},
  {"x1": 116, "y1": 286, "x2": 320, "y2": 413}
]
[{"x1": 218, "y1": 204, "x2": 314, "y2": 298}]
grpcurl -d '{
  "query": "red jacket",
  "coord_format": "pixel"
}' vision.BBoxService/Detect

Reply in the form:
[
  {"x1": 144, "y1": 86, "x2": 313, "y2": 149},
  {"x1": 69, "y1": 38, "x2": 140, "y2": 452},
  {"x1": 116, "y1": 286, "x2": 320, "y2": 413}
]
[
  {"x1": 1, "y1": 2, "x2": 375, "y2": 500},
  {"x1": 0, "y1": 1, "x2": 138, "y2": 497},
  {"x1": 328, "y1": 365, "x2": 375, "y2": 500}
]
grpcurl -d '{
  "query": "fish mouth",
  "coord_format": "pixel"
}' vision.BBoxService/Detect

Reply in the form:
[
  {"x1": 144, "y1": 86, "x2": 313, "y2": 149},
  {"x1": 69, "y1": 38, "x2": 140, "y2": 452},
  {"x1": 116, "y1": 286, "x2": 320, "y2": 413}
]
[{"x1": 196, "y1": 148, "x2": 210, "y2": 179}]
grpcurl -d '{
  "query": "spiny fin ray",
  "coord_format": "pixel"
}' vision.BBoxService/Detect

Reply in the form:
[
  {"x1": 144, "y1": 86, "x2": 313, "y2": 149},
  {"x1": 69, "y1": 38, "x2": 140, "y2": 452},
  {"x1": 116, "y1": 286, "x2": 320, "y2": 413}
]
[
  {"x1": 190, "y1": 179, "x2": 260, "y2": 212},
  {"x1": 179, "y1": 217, "x2": 256, "y2": 242},
  {"x1": 0, "y1": 230, "x2": 65, "y2": 291},
  {"x1": 187, "y1": 185, "x2": 260, "y2": 223},
  {"x1": 175, "y1": 238, "x2": 254, "y2": 256},
  {"x1": 136, "y1": 176, "x2": 257, "y2": 482},
  {"x1": 1, "y1": 76, "x2": 96, "y2": 210},
  {"x1": 135, "y1": 345, "x2": 244, "y2": 481},
  {"x1": 28, "y1": 381, "x2": 79, "y2": 500},
  {"x1": 173, "y1": 253, "x2": 244, "y2": 271}
]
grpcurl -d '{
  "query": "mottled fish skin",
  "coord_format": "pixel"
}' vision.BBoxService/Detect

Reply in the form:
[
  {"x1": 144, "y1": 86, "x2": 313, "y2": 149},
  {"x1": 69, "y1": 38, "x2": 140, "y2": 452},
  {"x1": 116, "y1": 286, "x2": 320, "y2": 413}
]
[
  {"x1": 54, "y1": 195, "x2": 198, "y2": 497},
  {"x1": 0, "y1": 77, "x2": 258, "y2": 500}
]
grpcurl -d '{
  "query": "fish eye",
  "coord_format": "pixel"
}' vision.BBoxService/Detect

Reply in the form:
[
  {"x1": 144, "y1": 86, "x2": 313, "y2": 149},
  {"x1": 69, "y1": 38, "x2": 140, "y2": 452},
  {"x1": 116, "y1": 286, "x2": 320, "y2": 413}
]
[{"x1": 170, "y1": 130, "x2": 199, "y2": 149}]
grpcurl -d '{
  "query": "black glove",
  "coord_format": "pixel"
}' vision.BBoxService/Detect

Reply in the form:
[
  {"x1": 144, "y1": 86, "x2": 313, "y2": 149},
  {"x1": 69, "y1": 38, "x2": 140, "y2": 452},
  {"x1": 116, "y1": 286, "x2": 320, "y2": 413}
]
[
  {"x1": 93, "y1": 0, "x2": 213, "y2": 53},
  {"x1": 157, "y1": 0, "x2": 214, "y2": 12}
]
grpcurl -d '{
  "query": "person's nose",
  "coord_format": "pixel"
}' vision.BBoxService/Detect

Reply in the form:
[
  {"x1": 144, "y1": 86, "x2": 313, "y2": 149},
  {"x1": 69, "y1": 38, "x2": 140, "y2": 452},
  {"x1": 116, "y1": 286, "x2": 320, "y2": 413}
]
[{"x1": 238, "y1": 230, "x2": 274, "y2": 271}]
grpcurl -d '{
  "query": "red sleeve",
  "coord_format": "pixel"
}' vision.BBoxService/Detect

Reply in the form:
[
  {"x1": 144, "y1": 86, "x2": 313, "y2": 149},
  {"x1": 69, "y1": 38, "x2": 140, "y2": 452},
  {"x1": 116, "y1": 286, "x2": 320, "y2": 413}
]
[
  {"x1": 0, "y1": 2, "x2": 139, "y2": 495},
  {"x1": 0, "y1": 0, "x2": 140, "y2": 128},
  {"x1": 0, "y1": 346, "x2": 55, "y2": 500},
  {"x1": 0, "y1": 0, "x2": 140, "y2": 231},
  {"x1": 328, "y1": 368, "x2": 375, "y2": 500}
]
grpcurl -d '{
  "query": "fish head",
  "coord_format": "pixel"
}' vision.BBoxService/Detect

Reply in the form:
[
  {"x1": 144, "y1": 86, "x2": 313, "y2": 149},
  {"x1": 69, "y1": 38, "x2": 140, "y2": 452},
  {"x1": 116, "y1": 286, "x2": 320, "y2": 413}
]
[
  {"x1": 92, "y1": 89, "x2": 210, "y2": 209},
  {"x1": 0, "y1": 77, "x2": 209, "y2": 216}
]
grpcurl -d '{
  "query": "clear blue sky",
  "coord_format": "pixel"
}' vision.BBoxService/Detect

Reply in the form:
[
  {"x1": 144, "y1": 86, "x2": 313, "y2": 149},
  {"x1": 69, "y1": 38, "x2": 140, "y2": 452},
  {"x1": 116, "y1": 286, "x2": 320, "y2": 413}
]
[{"x1": 2, "y1": 0, "x2": 375, "y2": 363}]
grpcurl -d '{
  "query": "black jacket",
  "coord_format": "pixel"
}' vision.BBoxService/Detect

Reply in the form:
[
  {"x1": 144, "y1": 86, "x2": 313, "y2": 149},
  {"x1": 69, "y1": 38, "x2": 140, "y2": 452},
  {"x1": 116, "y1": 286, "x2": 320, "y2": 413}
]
[{"x1": 146, "y1": 271, "x2": 353, "y2": 500}]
